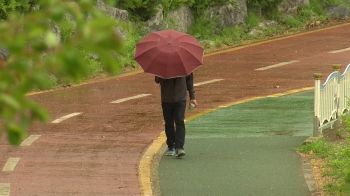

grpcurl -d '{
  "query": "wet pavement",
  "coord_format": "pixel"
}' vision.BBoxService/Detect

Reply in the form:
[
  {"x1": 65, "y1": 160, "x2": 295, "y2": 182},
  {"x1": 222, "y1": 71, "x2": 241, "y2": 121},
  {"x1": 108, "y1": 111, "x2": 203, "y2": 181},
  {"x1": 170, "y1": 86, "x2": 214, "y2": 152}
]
[
  {"x1": 1, "y1": 23, "x2": 350, "y2": 195},
  {"x1": 158, "y1": 91, "x2": 314, "y2": 196}
]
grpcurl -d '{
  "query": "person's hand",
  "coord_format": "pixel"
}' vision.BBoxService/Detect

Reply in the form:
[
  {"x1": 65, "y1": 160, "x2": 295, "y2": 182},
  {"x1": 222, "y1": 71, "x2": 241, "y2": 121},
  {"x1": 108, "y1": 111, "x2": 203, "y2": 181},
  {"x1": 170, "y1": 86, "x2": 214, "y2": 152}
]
[{"x1": 190, "y1": 100, "x2": 198, "y2": 107}]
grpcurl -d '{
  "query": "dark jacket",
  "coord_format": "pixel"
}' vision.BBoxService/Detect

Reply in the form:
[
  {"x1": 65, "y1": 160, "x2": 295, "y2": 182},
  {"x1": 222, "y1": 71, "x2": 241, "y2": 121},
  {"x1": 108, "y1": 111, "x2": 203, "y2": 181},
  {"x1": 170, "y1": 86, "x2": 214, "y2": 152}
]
[{"x1": 155, "y1": 73, "x2": 196, "y2": 103}]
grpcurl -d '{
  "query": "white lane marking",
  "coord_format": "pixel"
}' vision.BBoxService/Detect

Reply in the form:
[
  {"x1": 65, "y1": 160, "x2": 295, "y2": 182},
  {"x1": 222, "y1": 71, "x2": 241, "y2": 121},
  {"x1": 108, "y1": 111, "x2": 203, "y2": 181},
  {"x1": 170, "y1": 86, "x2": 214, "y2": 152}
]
[
  {"x1": 51, "y1": 112, "x2": 82, "y2": 123},
  {"x1": 110, "y1": 94, "x2": 151, "y2": 104},
  {"x1": 255, "y1": 60, "x2": 299, "y2": 70},
  {"x1": 20, "y1": 135, "x2": 41, "y2": 147},
  {"x1": 2, "y1": 158, "x2": 20, "y2": 172},
  {"x1": 194, "y1": 79, "x2": 224, "y2": 87},
  {"x1": 328, "y1": 47, "x2": 350, "y2": 53},
  {"x1": 0, "y1": 183, "x2": 10, "y2": 196}
]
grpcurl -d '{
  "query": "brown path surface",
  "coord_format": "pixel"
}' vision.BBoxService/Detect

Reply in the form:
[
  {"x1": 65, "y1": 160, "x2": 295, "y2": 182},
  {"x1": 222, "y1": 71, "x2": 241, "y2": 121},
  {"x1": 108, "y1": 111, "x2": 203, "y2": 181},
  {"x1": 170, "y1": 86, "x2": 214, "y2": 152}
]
[{"x1": 1, "y1": 23, "x2": 350, "y2": 195}]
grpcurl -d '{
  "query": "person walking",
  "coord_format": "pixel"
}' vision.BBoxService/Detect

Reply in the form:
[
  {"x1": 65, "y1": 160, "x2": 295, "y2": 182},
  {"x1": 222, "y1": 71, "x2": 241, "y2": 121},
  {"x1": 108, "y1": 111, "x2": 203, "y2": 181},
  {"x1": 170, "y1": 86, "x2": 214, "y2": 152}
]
[{"x1": 155, "y1": 73, "x2": 197, "y2": 157}]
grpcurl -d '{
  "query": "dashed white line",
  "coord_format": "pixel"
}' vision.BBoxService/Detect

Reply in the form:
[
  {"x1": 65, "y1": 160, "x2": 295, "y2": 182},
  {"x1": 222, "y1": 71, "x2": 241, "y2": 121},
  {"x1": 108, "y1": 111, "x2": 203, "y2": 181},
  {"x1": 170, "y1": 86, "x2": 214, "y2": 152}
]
[
  {"x1": 194, "y1": 79, "x2": 224, "y2": 87},
  {"x1": 20, "y1": 135, "x2": 41, "y2": 147},
  {"x1": 255, "y1": 60, "x2": 299, "y2": 70},
  {"x1": 2, "y1": 158, "x2": 20, "y2": 172},
  {"x1": 51, "y1": 112, "x2": 82, "y2": 123},
  {"x1": 328, "y1": 47, "x2": 350, "y2": 53},
  {"x1": 110, "y1": 94, "x2": 151, "y2": 104},
  {"x1": 0, "y1": 183, "x2": 10, "y2": 196}
]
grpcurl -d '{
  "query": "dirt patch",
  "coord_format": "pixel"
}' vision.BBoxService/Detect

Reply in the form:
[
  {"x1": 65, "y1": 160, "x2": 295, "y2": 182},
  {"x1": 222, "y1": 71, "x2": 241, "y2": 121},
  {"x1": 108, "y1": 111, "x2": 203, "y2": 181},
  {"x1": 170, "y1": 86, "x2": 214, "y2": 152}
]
[{"x1": 300, "y1": 153, "x2": 333, "y2": 195}]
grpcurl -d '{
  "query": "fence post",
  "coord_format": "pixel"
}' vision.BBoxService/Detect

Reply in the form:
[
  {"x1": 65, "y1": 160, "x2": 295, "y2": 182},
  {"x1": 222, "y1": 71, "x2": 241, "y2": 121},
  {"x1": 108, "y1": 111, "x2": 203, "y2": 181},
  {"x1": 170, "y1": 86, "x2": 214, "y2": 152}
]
[
  {"x1": 332, "y1": 64, "x2": 341, "y2": 127},
  {"x1": 313, "y1": 73, "x2": 322, "y2": 137}
]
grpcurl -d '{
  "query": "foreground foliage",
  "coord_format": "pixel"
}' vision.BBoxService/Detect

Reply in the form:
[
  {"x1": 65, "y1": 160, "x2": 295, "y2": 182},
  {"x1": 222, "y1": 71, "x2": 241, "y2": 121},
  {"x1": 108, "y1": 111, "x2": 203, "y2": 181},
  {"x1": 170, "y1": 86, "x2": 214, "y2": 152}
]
[{"x1": 0, "y1": 0, "x2": 123, "y2": 145}]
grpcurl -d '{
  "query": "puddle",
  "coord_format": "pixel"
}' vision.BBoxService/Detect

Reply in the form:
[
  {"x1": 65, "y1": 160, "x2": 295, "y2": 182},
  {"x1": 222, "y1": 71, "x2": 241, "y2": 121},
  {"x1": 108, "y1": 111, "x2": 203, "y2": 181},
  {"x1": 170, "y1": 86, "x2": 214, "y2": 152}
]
[{"x1": 256, "y1": 130, "x2": 300, "y2": 136}]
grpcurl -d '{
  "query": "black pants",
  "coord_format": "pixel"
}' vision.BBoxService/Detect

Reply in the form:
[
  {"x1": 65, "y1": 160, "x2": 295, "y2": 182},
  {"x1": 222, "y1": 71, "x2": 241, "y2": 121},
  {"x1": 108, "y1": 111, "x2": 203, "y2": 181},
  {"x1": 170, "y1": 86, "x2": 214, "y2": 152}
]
[{"x1": 162, "y1": 100, "x2": 186, "y2": 149}]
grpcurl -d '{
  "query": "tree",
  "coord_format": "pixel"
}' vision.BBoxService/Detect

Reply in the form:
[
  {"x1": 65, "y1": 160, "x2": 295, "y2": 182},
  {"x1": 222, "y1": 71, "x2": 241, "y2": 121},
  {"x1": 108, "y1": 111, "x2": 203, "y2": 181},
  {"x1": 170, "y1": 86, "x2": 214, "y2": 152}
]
[{"x1": 0, "y1": 0, "x2": 123, "y2": 145}]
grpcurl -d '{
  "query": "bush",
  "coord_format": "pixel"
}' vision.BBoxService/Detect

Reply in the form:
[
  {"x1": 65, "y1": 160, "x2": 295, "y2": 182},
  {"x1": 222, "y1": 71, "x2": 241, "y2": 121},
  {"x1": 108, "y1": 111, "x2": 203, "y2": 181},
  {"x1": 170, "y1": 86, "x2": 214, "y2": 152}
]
[
  {"x1": 0, "y1": 0, "x2": 38, "y2": 20},
  {"x1": 161, "y1": 0, "x2": 195, "y2": 16},
  {"x1": 297, "y1": 139, "x2": 334, "y2": 158},
  {"x1": 118, "y1": 24, "x2": 142, "y2": 69},
  {"x1": 247, "y1": 0, "x2": 284, "y2": 19},
  {"x1": 191, "y1": 0, "x2": 230, "y2": 16},
  {"x1": 281, "y1": 16, "x2": 305, "y2": 30},
  {"x1": 309, "y1": 0, "x2": 347, "y2": 15},
  {"x1": 246, "y1": 11, "x2": 261, "y2": 29},
  {"x1": 114, "y1": 0, "x2": 159, "y2": 21},
  {"x1": 187, "y1": 16, "x2": 217, "y2": 40}
]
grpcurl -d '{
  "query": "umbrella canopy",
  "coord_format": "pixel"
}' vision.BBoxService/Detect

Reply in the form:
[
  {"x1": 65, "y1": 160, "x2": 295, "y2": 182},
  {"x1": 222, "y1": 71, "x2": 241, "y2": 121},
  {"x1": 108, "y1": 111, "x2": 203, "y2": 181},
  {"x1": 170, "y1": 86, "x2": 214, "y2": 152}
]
[{"x1": 134, "y1": 29, "x2": 204, "y2": 79}]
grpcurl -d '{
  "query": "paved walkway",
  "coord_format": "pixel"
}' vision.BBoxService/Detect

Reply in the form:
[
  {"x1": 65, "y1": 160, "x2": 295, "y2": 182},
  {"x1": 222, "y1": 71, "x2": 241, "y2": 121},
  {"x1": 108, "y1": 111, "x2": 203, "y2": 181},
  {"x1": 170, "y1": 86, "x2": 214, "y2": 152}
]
[
  {"x1": 2, "y1": 23, "x2": 350, "y2": 196},
  {"x1": 156, "y1": 91, "x2": 315, "y2": 196}
]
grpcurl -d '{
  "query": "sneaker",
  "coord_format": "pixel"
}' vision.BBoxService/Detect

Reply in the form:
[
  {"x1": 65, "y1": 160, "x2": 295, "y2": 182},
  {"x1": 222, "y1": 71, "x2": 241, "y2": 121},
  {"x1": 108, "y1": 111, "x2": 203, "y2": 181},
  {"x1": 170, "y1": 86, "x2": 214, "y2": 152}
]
[
  {"x1": 165, "y1": 148, "x2": 175, "y2": 156},
  {"x1": 176, "y1": 148, "x2": 185, "y2": 157}
]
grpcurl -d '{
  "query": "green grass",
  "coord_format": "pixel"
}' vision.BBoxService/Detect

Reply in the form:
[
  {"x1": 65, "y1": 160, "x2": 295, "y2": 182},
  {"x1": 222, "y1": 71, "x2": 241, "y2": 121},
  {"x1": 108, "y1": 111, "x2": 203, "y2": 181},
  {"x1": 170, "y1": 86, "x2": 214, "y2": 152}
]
[{"x1": 297, "y1": 111, "x2": 350, "y2": 195}]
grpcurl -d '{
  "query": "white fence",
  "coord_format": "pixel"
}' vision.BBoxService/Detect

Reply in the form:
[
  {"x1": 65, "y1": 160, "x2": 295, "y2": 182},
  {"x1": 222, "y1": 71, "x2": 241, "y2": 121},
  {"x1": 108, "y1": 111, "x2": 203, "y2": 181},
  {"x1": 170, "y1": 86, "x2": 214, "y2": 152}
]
[{"x1": 314, "y1": 64, "x2": 350, "y2": 137}]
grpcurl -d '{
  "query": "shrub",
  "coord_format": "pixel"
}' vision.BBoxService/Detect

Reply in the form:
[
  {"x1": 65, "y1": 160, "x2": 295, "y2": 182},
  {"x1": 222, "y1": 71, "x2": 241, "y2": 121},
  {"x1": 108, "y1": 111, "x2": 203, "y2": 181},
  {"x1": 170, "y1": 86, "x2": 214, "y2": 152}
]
[
  {"x1": 114, "y1": 0, "x2": 159, "y2": 21},
  {"x1": 191, "y1": 0, "x2": 230, "y2": 16},
  {"x1": 247, "y1": 0, "x2": 284, "y2": 19},
  {"x1": 0, "y1": 0, "x2": 38, "y2": 20}
]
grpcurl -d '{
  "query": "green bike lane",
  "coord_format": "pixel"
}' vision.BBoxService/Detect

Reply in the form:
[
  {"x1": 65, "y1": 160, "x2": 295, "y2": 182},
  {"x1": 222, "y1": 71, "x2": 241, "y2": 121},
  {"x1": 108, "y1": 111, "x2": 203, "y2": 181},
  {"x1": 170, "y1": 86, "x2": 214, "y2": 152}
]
[{"x1": 157, "y1": 91, "x2": 315, "y2": 196}]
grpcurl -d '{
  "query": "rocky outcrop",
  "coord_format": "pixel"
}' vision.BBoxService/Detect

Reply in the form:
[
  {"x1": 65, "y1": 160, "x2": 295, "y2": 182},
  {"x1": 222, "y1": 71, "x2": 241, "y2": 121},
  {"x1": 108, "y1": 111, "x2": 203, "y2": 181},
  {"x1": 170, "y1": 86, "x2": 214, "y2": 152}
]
[
  {"x1": 144, "y1": 1, "x2": 248, "y2": 33},
  {"x1": 326, "y1": 5, "x2": 349, "y2": 19},
  {"x1": 144, "y1": 5, "x2": 194, "y2": 33},
  {"x1": 206, "y1": 0, "x2": 248, "y2": 30},
  {"x1": 145, "y1": 4, "x2": 165, "y2": 33},
  {"x1": 278, "y1": 0, "x2": 309, "y2": 15},
  {"x1": 166, "y1": 6, "x2": 194, "y2": 33},
  {"x1": 95, "y1": 0, "x2": 128, "y2": 40},
  {"x1": 248, "y1": 20, "x2": 278, "y2": 35},
  {"x1": 0, "y1": 45, "x2": 9, "y2": 60},
  {"x1": 96, "y1": 0, "x2": 129, "y2": 22},
  {"x1": 49, "y1": 21, "x2": 62, "y2": 44}
]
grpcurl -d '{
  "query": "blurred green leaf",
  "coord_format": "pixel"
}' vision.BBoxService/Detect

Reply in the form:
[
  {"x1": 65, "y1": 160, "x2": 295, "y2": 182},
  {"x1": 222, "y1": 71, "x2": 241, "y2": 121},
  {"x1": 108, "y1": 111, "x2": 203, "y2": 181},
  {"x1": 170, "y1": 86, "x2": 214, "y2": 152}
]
[
  {"x1": 21, "y1": 114, "x2": 30, "y2": 129},
  {"x1": 50, "y1": 6, "x2": 65, "y2": 22},
  {"x1": 44, "y1": 31, "x2": 60, "y2": 48},
  {"x1": 28, "y1": 101, "x2": 49, "y2": 122},
  {"x1": 7, "y1": 122, "x2": 26, "y2": 146},
  {"x1": 0, "y1": 94, "x2": 21, "y2": 110},
  {"x1": 0, "y1": 0, "x2": 123, "y2": 145}
]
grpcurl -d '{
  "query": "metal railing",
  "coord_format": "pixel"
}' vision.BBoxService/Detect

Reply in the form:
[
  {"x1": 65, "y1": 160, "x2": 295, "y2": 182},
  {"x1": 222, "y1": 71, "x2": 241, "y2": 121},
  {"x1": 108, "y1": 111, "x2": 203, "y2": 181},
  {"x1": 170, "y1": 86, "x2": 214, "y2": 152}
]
[{"x1": 314, "y1": 63, "x2": 350, "y2": 137}]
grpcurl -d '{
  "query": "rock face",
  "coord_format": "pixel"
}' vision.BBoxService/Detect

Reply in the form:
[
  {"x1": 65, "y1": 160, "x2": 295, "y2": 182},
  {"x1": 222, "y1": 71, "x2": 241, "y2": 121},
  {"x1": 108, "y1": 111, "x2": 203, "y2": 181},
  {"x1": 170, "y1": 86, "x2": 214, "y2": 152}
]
[
  {"x1": 96, "y1": 0, "x2": 129, "y2": 22},
  {"x1": 145, "y1": 4, "x2": 165, "y2": 33},
  {"x1": 0, "y1": 45, "x2": 9, "y2": 60},
  {"x1": 166, "y1": 6, "x2": 193, "y2": 33},
  {"x1": 278, "y1": 0, "x2": 309, "y2": 15},
  {"x1": 206, "y1": 0, "x2": 248, "y2": 30},
  {"x1": 95, "y1": 0, "x2": 128, "y2": 40},
  {"x1": 49, "y1": 20, "x2": 62, "y2": 44},
  {"x1": 278, "y1": 0, "x2": 350, "y2": 19},
  {"x1": 145, "y1": 5, "x2": 194, "y2": 33},
  {"x1": 326, "y1": 5, "x2": 350, "y2": 19},
  {"x1": 144, "y1": 0, "x2": 248, "y2": 33}
]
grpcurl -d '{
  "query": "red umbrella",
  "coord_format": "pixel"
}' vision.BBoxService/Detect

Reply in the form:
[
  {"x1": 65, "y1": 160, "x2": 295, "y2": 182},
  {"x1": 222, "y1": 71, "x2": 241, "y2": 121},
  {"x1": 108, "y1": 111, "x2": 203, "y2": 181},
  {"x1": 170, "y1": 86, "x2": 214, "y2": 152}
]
[{"x1": 134, "y1": 29, "x2": 204, "y2": 79}]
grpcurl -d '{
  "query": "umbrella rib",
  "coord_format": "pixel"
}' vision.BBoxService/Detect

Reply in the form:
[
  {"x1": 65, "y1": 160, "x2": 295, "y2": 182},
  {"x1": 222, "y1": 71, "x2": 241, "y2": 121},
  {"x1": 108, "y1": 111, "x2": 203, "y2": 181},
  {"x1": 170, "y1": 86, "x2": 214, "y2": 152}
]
[
  {"x1": 178, "y1": 46, "x2": 204, "y2": 64},
  {"x1": 144, "y1": 50, "x2": 164, "y2": 72},
  {"x1": 172, "y1": 51, "x2": 188, "y2": 76}
]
